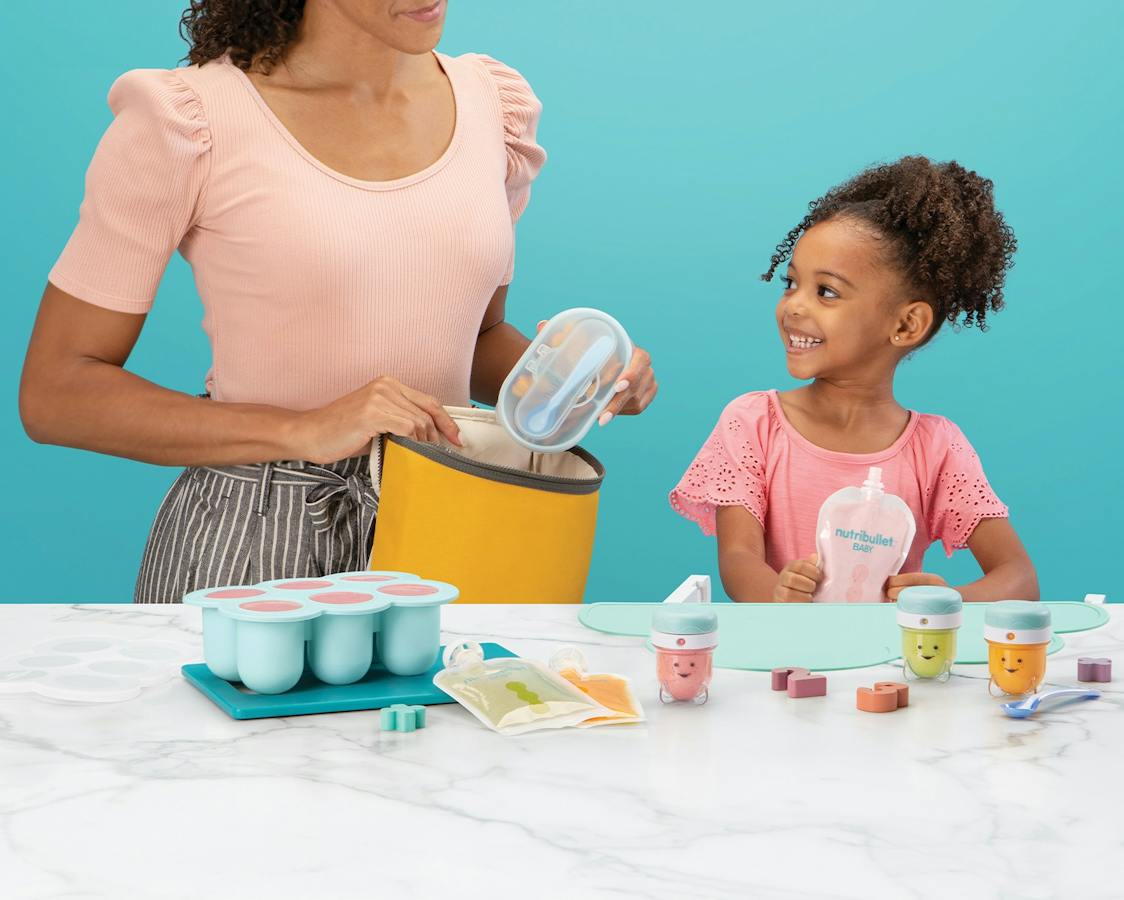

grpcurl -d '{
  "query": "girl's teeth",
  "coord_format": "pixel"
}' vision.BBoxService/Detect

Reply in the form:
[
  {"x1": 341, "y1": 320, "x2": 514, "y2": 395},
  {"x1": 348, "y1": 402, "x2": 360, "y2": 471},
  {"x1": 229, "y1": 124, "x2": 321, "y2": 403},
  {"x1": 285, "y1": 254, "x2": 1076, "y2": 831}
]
[{"x1": 788, "y1": 334, "x2": 823, "y2": 349}]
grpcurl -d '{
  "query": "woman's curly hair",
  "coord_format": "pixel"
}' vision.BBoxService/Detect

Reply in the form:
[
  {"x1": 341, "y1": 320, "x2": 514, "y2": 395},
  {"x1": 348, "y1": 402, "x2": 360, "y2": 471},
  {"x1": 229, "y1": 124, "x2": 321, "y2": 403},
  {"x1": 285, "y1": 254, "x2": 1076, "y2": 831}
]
[
  {"x1": 762, "y1": 156, "x2": 1017, "y2": 334},
  {"x1": 180, "y1": 1, "x2": 306, "y2": 73}
]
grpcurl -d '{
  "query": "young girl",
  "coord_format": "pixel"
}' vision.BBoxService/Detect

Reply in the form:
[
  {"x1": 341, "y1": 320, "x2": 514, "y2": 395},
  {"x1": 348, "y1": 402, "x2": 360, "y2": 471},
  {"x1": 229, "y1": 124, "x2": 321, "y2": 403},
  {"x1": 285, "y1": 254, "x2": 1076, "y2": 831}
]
[{"x1": 670, "y1": 156, "x2": 1038, "y2": 603}]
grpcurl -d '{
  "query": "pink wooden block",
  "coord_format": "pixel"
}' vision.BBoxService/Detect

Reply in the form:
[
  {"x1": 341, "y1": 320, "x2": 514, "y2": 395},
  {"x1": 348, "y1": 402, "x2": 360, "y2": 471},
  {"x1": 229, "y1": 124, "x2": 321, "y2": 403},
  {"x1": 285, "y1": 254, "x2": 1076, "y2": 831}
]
[
  {"x1": 1077, "y1": 657, "x2": 1112, "y2": 683},
  {"x1": 771, "y1": 667, "x2": 809, "y2": 691},
  {"x1": 787, "y1": 673, "x2": 827, "y2": 698}
]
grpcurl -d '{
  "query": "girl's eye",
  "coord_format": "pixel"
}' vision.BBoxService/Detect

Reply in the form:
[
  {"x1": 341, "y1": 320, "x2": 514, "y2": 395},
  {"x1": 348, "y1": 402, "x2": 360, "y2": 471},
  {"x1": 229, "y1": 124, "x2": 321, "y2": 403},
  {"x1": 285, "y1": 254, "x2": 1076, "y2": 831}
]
[
  {"x1": 780, "y1": 276, "x2": 794, "y2": 290},
  {"x1": 817, "y1": 284, "x2": 839, "y2": 299}
]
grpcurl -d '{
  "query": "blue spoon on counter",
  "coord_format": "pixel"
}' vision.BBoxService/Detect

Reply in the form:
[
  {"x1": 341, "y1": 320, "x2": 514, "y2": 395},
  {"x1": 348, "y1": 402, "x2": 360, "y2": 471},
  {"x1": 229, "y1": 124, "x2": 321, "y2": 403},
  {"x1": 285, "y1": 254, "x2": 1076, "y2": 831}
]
[{"x1": 1001, "y1": 687, "x2": 1101, "y2": 719}]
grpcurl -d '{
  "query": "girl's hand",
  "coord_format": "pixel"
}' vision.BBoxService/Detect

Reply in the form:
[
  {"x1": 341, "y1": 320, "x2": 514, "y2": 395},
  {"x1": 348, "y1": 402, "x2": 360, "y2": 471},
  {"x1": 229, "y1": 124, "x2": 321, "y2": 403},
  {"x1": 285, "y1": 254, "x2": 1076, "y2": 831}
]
[
  {"x1": 534, "y1": 321, "x2": 658, "y2": 427},
  {"x1": 774, "y1": 553, "x2": 822, "y2": 603},
  {"x1": 292, "y1": 376, "x2": 462, "y2": 465},
  {"x1": 884, "y1": 572, "x2": 948, "y2": 602}
]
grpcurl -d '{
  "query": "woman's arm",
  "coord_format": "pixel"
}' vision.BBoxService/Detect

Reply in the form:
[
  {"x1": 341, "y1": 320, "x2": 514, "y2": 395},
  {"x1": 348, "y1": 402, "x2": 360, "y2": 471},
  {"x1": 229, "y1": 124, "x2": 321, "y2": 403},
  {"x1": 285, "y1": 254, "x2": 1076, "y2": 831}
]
[
  {"x1": 470, "y1": 286, "x2": 530, "y2": 407},
  {"x1": 20, "y1": 284, "x2": 460, "y2": 467},
  {"x1": 956, "y1": 517, "x2": 1039, "y2": 602}
]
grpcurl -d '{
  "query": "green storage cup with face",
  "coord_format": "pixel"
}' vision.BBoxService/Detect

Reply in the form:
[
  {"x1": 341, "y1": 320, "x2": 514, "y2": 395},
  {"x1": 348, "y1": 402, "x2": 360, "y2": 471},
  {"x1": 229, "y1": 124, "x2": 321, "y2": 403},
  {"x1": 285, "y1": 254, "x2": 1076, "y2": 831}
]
[{"x1": 897, "y1": 586, "x2": 963, "y2": 681}]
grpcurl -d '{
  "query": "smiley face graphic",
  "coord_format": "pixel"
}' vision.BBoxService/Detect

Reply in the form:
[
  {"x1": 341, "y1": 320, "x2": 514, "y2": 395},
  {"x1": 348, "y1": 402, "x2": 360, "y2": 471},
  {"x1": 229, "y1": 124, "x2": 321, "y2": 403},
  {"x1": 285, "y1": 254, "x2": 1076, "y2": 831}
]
[
  {"x1": 901, "y1": 627, "x2": 957, "y2": 679},
  {"x1": 656, "y1": 649, "x2": 713, "y2": 702},
  {"x1": 988, "y1": 642, "x2": 1048, "y2": 695}
]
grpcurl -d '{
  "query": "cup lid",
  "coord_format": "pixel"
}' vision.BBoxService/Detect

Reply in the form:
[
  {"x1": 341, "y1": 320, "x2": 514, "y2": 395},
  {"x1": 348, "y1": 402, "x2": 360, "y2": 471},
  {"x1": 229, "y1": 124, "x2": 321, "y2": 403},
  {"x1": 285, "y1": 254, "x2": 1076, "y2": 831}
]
[
  {"x1": 183, "y1": 586, "x2": 271, "y2": 608},
  {"x1": 220, "y1": 595, "x2": 321, "y2": 623},
  {"x1": 305, "y1": 589, "x2": 392, "y2": 616},
  {"x1": 652, "y1": 605, "x2": 718, "y2": 636},
  {"x1": 898, "y1": 586, "x2": 963, "y2": 617},
  {"x1": 984, "y1": 600, "x2": 1052, "y2": 644}
]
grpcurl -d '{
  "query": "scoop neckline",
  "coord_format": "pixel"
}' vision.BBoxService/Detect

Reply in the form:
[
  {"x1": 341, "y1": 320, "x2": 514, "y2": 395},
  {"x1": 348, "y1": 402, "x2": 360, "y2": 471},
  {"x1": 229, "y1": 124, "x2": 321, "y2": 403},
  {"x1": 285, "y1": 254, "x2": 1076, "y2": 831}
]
[
  {"x1": 767, "y1": 388, "x2": 920, "y2": 463},
  {"x1": 225, "y1": 51, "x2": 462, "y2": 192}
]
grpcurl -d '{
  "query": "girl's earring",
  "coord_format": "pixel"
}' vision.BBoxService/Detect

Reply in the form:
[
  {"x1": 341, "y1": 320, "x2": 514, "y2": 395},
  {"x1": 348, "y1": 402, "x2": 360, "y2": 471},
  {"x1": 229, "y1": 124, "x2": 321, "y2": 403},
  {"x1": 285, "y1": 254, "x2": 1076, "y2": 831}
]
[{"x1": 893, "y1": 336, "x2": 901, "y2": 342}]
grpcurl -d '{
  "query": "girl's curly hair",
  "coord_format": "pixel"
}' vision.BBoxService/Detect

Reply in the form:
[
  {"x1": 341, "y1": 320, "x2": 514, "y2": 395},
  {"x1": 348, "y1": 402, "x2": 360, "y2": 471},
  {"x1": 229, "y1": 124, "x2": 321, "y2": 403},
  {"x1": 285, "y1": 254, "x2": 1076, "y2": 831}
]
[
  {"x1": 180, "y1": 1, "x2": 306, "y2": 73},
  {"x1": 762, "y1": 156, "x2": 1017, "y2": 334}
]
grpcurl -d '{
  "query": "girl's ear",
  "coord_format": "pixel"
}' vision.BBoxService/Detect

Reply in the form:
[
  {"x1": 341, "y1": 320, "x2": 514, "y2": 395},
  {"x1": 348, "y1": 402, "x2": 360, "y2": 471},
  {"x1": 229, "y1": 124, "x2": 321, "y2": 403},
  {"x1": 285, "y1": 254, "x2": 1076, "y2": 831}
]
[{"x1": 892, "y1": 301, "x2": 935, "y2": 349}]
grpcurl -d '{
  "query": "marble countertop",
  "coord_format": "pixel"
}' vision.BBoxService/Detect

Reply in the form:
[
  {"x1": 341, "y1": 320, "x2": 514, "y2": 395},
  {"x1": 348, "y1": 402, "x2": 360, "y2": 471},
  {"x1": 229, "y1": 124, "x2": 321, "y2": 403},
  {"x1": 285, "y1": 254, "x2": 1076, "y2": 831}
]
[{"x1": 1, "y1": 602, "x2": 1122, "y2": 900}]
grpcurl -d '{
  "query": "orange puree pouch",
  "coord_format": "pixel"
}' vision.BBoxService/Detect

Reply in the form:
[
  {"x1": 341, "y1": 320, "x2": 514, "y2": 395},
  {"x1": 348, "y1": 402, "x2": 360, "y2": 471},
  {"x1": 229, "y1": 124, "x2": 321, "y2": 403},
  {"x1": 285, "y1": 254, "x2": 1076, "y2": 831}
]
[{"x1": 549, "y1": 646, "x2": 645, "y2": 726}]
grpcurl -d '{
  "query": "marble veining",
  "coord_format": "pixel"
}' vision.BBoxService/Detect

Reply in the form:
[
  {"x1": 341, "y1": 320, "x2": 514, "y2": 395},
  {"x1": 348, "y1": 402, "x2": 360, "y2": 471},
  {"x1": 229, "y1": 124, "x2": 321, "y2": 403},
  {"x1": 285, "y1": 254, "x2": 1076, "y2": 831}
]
[{"x1": 0, "y1": 603, "x2": 1121, "y2": 900}]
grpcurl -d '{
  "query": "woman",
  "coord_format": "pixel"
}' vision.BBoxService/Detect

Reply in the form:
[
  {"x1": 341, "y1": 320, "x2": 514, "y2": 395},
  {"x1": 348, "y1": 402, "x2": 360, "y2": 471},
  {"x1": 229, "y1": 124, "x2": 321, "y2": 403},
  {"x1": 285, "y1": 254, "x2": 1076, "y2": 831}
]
[{"x1": 19, "y1": 0, "x2": 657, "y2": 602}]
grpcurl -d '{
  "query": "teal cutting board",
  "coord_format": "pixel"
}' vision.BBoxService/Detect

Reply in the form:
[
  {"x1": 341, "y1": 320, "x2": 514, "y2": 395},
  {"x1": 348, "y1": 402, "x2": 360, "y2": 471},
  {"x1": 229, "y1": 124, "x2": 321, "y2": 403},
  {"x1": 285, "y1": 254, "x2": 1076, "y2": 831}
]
[
  {"x1": 579, "y1": 602, "x2": 1108, "y2": 672},
  {"x1": 182, "y1": 642, "x2": 515, "y2": 720}
]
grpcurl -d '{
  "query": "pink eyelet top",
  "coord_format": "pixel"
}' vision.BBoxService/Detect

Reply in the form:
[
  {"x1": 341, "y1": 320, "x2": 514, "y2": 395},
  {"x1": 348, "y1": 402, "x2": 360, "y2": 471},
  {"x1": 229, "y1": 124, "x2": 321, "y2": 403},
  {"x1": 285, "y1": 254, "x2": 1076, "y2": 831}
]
[
  {"x1": 47, "y1": 52, "x2": 545, "y2": 411},
  {"x1": 670, "y1": 390, "x2": 1009, "y2": 573}
]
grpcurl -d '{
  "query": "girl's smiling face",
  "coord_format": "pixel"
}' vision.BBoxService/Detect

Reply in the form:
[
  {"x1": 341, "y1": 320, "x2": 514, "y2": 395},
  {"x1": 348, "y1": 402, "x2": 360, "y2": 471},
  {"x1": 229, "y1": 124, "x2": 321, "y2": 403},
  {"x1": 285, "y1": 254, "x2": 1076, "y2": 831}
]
[{"x1": 774, "y1": 217, "x2": 933, "y2": 382}]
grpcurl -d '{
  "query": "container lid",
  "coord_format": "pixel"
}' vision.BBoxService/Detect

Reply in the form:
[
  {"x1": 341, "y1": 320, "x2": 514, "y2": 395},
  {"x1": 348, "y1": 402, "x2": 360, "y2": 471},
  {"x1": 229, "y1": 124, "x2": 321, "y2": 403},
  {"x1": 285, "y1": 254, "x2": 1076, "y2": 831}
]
[
  {"x1": 652, "y1": 605, "x2": 718, "y2": 636},
  {"x1": 897, "y1": 586, "x2": 963, "y2": 630},
  {"x1": 182, "y1": 586, "x2": 271, "y2": 608},
  {"x1": 373, "y1": 579, "x2": 459, "y2": 608},
  {"x1": 496, "y1": 308, "x2": 632, "y2": 453},
  {"x1": 984, "y1": 600, "x2": 1052, "y2": 644},
  {"x1": 327, "y1": 570, "x2": 421, "y2": 585},
  {"x1": 305, "y1": 589, "x2": 392, "y2": 616},
  {"x1": 221, "y1": 595, "x2": 322, "y2": 623}
]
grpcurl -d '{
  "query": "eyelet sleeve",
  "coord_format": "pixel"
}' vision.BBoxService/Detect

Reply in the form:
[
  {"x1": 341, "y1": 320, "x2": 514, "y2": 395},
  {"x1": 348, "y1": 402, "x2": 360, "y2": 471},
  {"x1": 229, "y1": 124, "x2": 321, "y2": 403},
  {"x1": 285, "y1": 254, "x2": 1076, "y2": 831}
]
[
  {"x1": 669, "y1": 393, "x2": 772, "y2": 536},
  {"x1": 925, "y1": 420, "x2": 1009, "y2": 556},
  {"x1": 47, "y1": 68, "x2": 211, "y2": 313}
]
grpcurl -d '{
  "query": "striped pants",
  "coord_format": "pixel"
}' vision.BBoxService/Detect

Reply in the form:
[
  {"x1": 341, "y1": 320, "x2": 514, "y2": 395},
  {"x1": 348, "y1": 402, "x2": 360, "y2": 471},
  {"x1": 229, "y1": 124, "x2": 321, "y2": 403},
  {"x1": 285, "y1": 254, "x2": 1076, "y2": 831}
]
[{"x1": 134, "y1": 456, "x2": 377, "y2": 603}]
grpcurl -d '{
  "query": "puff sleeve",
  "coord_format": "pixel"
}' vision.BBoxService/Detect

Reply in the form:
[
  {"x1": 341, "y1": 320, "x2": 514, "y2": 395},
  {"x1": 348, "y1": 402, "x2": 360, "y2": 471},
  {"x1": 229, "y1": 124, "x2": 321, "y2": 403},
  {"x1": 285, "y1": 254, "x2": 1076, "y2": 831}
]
[
  {"x1": 47, "y1": 68, "x2": 211, "y2": 313},
  {"x1": 474, "y1": 55, "x2": 546, "y2": 284},
  {"x1": 925, "y1": 420, "x2": 1010, "y2": 556}
]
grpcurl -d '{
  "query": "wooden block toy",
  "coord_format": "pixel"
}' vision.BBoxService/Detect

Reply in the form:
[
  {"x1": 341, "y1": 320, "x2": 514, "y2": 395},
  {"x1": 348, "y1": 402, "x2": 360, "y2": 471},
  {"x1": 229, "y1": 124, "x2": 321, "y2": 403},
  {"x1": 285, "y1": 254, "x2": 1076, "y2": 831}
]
[
  {"x1": 1077, "y1": 657, "x2": 1112, "y2": 683},
  {"x1": 380, "y1": 703, "x2": 427, "y2": 732},
  {"x1": 787, "y1": 672, "x2": 827, "y2": 698},
  {"x1": 856, "y1": 681, "x2": 909, "y2": 713},
  {"x1": 771, "y1": 667, "x2": 809, "y2": 691}
]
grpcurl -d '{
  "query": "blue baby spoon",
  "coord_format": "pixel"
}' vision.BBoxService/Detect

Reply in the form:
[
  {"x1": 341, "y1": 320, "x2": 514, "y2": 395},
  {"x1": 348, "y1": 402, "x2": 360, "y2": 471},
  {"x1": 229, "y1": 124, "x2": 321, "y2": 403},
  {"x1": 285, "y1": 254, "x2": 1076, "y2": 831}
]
[{"x1": 1001, "y1": 687, "x2": 1101, "y2": 718}]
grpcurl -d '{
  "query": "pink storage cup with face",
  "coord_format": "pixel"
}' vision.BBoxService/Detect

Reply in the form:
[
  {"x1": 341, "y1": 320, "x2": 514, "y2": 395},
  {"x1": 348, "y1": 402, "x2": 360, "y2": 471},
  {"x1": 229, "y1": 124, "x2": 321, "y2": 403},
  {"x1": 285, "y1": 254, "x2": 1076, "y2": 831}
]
[
  {"x1": 652, "y1": 605, "x2": 718, "y2": 705},
  {"x1": 813, "y1": 466, "x2": 916, "y2": 603}
]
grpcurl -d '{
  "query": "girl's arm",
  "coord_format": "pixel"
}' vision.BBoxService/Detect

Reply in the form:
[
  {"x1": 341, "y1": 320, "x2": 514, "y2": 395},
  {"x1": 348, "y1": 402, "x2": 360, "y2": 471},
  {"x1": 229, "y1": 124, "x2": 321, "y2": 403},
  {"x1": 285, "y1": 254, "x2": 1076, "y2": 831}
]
[
  {"x1": 957, "y1": 517, "x2": 1039, "y2": 602},
  {"x1": 717, "y1": 505, "x2": 800, "y2": 602}
]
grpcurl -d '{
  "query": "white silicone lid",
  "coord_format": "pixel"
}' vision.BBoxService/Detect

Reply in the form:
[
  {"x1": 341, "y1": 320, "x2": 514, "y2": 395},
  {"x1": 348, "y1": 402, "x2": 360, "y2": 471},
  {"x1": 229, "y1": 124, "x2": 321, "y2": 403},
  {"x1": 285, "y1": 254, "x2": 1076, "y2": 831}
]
[{"x1": 497, "y1": 308, "x2": 632, "y2": 453}]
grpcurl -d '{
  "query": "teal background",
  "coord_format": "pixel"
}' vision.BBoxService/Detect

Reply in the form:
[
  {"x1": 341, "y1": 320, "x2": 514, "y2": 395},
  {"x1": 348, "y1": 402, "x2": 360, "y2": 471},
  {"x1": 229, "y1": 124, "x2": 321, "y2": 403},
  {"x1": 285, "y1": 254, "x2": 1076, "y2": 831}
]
[{"x1": 3, "y1": 2, "x2": 1121, "y2": 603}]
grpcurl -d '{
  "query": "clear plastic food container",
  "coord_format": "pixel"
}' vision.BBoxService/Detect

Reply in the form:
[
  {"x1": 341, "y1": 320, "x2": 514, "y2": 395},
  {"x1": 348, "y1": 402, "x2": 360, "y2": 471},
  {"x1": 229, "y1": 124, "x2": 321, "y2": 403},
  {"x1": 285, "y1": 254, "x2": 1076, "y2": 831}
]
[{"x1": 497, "y1": 308, "x2": 632, "y2": 453}]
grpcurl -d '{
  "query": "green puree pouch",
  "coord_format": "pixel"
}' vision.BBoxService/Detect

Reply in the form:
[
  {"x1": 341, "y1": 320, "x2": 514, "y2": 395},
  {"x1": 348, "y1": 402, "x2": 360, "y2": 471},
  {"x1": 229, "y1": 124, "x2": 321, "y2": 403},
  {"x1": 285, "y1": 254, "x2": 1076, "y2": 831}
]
[{"x1": 434, "y1": 641, "x2": 612, "y2": 735}]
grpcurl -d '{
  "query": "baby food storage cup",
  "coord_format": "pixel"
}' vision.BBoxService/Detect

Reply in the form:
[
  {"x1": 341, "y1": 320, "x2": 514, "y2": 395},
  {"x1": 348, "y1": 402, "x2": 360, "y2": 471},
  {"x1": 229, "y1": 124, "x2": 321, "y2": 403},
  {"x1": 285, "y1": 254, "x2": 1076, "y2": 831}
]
[
  {"x1": 651, "y1": 606, "x2": 718, "y2": 705},
  {"x1": 496, "y1": 308, "x2": 632, "y2": 453},
  {"x1": 984, "y1": 601, "x2": 1052, "y2": 696},
  {"x1": 183, "y1": 585, "x2": 272, "y2": 681},
  {"x1": 897, "y1": 586, "x2": 963, "y2": 681},
  {"x1": 304, "y1": 589, "x2": 391, "y2": 685},
  {"x1": 223, "y1": 596, "x2": 321, "y2": 694},
  {"x1": 372, "y1": 580, "x2": 459, "y2": 676}
]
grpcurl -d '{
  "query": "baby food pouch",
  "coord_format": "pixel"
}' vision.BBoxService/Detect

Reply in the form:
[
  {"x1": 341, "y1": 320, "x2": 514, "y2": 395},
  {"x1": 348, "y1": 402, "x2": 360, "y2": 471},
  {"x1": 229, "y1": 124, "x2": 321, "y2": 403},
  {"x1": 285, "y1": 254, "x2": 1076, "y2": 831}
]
[
  {"x1": 548, "y1": 646, "x2": 645, "y2": 725},
  {"x1": 813, "y1": 466, "x2": 916, "y2": 603},
  {"x1": 434, "y1": 641, "x2": 612, "y2": 735}
]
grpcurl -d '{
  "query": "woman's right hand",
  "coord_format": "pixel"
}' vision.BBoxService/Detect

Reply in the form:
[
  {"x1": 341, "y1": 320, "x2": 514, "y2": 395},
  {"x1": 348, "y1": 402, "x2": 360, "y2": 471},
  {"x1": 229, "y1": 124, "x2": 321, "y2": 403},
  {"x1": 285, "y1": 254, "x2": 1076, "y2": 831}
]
[
  {"x1": 774, "y1": 553, "x2": 822, "y2": 603},
  {"x1": 291, "y1": 376, "x2": 462, "y2": 464}
]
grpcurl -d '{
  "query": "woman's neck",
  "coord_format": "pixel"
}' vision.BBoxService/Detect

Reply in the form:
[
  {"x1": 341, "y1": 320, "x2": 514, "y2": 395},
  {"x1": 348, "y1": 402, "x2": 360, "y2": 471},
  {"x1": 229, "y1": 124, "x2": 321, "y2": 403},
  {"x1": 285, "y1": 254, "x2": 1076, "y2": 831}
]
[{"x1": 257, "y1": 4, "x2": 436, "y2": 96}]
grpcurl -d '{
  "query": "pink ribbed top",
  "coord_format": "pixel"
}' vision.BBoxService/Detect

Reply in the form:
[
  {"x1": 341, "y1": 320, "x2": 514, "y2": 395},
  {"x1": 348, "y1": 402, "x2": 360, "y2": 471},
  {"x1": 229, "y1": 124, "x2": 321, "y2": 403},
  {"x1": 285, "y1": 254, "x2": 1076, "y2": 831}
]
[{"x1": 48, "y1": 52, "x2": 546, "y2": 410}]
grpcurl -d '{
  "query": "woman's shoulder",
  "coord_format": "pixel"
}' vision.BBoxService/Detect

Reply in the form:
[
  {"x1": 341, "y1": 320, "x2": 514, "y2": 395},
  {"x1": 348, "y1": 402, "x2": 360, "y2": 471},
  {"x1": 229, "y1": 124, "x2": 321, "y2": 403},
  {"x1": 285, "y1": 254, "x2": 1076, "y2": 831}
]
[
  {"x1": 104, "y1": 65, "x2": 212, "y2": 146},
  {"x1": 451, "y1": 53, "x2": 541, "y2": 132}
]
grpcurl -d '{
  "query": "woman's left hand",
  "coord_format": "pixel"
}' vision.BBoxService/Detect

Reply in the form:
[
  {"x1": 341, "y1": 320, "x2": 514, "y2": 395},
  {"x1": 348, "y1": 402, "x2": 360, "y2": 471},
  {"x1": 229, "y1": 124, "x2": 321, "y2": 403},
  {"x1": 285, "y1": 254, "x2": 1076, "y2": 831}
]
[
  {"x1": 534, "y1": 321, "x2": 658, "y2": 425},
  {"x1": 884, "y1": 572, "x2": 948, "y2": 602},
  {"x1": 598, "y1": 344, "x2": 657, "y2": 425}
]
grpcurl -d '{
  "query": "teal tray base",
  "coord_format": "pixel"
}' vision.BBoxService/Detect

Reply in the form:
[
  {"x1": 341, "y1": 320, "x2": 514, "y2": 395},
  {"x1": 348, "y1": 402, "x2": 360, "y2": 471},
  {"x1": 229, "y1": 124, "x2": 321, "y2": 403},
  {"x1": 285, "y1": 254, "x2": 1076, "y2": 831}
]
[{"x1": 182, "y1": 642, "x2": 515, "y2": 720}]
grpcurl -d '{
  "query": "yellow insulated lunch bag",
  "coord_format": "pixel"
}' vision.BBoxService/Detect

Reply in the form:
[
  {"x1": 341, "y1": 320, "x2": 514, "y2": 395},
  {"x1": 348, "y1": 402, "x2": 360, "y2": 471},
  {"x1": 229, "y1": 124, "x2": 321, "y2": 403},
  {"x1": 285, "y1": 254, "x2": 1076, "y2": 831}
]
[{"x1": 367, "y1": 407, "x2": 604, "y2": 603}]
